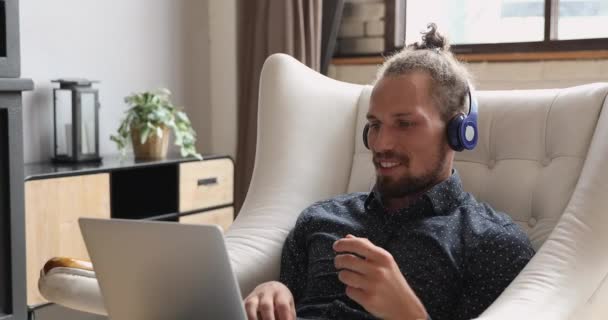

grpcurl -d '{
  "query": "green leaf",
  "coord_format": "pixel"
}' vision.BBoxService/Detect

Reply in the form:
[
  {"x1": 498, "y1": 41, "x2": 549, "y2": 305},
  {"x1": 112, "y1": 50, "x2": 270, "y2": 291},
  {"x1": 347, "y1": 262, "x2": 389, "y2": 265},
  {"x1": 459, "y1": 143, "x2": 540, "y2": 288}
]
[
  {"x1": 174, "y1": 131, "x2": 183, "y2": 145},
  {"x1": 140, "y1": 126, "x2": 151, "y2": 144},
  {"x1": 176, "y1": 111, "x2": 190, "y2": 123}
]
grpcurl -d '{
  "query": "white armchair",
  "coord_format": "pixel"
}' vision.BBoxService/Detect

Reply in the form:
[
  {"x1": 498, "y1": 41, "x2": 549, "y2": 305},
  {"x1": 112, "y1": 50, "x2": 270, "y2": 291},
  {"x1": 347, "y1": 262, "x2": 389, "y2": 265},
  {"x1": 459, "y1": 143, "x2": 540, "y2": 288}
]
[{"x1": 39, "y1": 53, "x2": 608, "y2": 319}]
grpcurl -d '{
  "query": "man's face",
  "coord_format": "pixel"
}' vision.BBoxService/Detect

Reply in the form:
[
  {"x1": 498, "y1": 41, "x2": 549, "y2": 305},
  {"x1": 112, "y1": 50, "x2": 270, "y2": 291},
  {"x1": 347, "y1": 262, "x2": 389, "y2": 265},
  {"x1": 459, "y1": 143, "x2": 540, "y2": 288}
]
[{"x1": 367, "y1": 72, "x2": 453, "y2": 199}]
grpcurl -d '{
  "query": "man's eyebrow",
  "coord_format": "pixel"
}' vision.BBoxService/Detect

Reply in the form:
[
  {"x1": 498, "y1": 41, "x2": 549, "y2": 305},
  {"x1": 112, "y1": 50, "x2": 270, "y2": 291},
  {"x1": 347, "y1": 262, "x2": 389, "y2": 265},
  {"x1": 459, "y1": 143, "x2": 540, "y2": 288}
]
[
  {"x1": 366, "y1": 112, "x2": 413, "y2": 120},
  {"x1": 392, "y1": 112, "x2": 413, "y2": 118}
]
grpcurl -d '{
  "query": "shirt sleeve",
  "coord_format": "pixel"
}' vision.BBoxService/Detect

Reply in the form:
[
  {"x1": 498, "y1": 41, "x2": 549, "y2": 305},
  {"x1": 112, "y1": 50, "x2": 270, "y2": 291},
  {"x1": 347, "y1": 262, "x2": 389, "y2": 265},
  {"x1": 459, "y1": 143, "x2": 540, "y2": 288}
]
[
  {"x1": 279, "y1": 215, "x2": 309, "y2": 303},
  {"x1": 454, "y1": 228, "x2": 535, "y2": 320}
]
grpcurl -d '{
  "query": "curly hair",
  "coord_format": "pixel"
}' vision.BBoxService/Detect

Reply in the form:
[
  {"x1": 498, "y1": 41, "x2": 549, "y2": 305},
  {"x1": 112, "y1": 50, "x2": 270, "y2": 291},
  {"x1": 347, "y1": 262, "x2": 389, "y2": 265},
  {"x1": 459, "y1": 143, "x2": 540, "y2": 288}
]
[{"x1": 375, "y1": 23, "x2": 473, "y2": 123}]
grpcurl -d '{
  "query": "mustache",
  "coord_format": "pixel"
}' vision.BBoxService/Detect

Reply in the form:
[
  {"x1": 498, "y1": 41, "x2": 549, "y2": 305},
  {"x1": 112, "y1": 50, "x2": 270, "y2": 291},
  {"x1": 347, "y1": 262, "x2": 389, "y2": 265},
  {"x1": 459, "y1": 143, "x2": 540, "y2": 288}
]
[{"x1": 373, "y1": 151, "x2": 409, "y2": 166}]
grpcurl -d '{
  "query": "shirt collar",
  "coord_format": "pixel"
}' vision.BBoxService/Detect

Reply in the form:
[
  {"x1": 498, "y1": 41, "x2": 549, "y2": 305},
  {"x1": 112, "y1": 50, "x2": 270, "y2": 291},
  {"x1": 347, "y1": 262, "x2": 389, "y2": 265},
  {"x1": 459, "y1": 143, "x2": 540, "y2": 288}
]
[{"x1": 365, "y1": 169, "x2": 466, "y2": 216}]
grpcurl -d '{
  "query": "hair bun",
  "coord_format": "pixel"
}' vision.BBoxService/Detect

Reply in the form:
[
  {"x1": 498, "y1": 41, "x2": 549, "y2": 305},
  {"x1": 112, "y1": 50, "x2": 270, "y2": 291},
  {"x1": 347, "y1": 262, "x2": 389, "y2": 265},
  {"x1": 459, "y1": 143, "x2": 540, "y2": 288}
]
[{"x1": 409, "y1": 23, "x2": 450, "y2": 51}]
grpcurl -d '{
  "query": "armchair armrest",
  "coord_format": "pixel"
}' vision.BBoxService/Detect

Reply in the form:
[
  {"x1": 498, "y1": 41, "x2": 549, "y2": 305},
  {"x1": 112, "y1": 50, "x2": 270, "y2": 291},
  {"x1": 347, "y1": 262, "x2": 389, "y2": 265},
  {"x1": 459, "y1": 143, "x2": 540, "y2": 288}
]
[
  {"x1": 38, "y1": 257, "x2": 106, "y2": 316},
  {"x1": 476, "y1": 94, "x2": 608, "y2": 320},
  {"x1": 225, "y1": 54, "x2": 366, "y2": 296},
  {"x1": 43, "y1": 257, "x2": 93, "y2": 274}
]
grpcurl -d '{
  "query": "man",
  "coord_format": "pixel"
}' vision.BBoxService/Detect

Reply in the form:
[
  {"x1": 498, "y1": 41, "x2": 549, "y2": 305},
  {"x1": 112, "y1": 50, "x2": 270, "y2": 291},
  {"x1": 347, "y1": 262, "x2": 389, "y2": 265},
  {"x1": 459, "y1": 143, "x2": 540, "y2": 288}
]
[{"x1": 244, "y1": 24, "x2": 535, "y2": 320}]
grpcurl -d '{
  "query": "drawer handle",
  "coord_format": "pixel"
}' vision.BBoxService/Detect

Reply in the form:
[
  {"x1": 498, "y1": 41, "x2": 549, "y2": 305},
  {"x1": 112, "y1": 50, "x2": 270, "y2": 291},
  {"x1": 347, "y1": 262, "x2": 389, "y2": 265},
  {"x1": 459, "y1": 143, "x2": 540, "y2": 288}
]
[{"x1": 198, "y1": 177, "x2": 218, "y2": 186}]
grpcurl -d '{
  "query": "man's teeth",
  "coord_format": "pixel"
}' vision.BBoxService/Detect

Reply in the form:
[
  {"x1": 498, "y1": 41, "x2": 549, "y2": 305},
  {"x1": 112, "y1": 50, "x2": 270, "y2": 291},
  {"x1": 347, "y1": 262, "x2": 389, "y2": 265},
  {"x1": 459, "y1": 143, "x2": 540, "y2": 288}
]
[{"x1": 380, "y1": 161, "x2": 400, "y2": 168}]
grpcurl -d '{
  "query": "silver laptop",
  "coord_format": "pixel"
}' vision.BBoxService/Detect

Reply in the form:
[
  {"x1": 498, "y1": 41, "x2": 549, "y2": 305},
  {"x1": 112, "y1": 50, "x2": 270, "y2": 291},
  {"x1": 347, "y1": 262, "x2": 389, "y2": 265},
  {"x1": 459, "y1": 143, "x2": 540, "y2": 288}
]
[{"x1": 79, "y1": 218, "x2": 248, "y2": 320}]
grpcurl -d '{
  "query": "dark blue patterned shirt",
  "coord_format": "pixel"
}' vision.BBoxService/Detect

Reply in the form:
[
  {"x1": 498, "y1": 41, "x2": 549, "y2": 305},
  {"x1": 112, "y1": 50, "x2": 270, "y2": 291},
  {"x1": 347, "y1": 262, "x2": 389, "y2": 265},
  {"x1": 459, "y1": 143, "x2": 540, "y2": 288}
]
[{"x1": 279, "y1": 170, "x2": 535, "y2": 320}]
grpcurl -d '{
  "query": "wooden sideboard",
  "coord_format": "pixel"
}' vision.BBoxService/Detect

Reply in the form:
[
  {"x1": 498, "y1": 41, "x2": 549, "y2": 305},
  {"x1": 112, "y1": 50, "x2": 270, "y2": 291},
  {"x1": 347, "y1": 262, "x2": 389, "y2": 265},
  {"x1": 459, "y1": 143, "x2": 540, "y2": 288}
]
[{"x1": 24, "y1": 155, "x2": 234, "y2": 308}]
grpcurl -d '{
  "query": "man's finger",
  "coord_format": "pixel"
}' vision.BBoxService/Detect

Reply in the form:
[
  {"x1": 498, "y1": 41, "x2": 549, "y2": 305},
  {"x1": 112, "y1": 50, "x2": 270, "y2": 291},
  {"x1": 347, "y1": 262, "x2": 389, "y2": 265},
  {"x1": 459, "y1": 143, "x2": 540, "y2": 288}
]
[
  {"x1": 244, "y1": 296, "x2": 259, "y2": 320},
  {"x1": 334, "y1": 253, "x2": 371, "y2": 275},
  {"x1": 289, "y1": 298, "x2": 296, "y2": 319},
  {"x1": 333, "y1": 237, "x2": 383, "y2": 261},
  {"x1": 345, "y1": 285, "x2": 368, "y2": 306},
  {"x1": 338, "y1": 269, "x2": 368, "y2": 290},
  {"x1": 274, "y1": 294, "x2": 294, "y2": 320},
  {"x1": 258, "y1": 293, "x2": 276, "y2": 320}
]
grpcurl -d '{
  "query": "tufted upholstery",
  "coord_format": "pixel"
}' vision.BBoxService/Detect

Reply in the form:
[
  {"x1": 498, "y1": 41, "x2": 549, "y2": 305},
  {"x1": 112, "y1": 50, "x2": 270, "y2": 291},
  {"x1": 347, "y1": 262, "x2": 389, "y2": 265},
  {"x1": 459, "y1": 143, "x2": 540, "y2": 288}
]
[
  {"x1": 39, "y1": 54, "x2": 608, "y2": 319},
  {"x1": 348, "y1": 84, "x2": 604, "y2": 250}
]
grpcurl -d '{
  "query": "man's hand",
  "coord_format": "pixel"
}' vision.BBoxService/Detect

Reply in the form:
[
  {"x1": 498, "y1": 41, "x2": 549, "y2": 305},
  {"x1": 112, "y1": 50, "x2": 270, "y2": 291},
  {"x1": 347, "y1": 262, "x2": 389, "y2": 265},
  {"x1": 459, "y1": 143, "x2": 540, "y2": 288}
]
[
  {"x1": 244, "y1": 281, "x2": 296, "y2": 320},
  {"x1": 333, "y1": 235, "x2": 428, "y2": 320}
]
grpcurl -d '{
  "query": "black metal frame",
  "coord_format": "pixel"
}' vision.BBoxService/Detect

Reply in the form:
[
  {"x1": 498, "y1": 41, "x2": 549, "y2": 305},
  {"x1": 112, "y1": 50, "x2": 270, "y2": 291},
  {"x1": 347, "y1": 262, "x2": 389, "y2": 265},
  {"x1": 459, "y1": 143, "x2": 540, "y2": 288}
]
[
  {"x1": 73, "y1": 87, "x2": 101, "y2": 162},
  {"x1": 52, "y1": 86, "x2": 102, "y2": 164},
  {"x1": 450, "y1": 38, "x2": 608, "y2": 54}
]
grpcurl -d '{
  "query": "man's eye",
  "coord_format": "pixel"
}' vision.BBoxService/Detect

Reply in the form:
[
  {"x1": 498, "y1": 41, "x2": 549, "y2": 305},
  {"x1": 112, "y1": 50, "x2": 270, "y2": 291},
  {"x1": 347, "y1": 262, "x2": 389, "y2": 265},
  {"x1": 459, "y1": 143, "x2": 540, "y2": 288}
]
[
  {"x1": 398, "y1": 121, "x2": 413, "y2": 128},
  {"x1": 369, "y1": 123, "x2": 380, "y2": 129}
]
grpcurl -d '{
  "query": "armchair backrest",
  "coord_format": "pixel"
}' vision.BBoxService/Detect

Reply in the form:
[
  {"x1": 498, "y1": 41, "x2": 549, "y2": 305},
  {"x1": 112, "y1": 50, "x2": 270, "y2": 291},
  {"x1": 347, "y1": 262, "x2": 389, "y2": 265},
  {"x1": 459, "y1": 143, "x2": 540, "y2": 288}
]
[
  {"x1": 347, "y1": 83, "x2": 608, "y2": 250},
  {"x1": 226, "y1": 53, "x2": 608, "y2": 299}
]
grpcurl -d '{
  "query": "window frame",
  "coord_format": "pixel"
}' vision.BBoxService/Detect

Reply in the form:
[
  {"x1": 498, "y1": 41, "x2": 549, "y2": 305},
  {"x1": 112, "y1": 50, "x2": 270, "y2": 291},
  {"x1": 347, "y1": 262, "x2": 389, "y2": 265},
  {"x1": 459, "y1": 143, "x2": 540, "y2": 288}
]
[{"x1": 382, "y1": 0, "x2": 608, "y2": 55}]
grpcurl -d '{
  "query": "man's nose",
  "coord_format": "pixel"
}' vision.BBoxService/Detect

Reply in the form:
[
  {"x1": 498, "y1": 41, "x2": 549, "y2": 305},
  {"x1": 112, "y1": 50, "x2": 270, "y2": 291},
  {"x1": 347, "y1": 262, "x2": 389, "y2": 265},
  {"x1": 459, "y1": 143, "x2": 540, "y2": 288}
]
[{"x1": 372, "y1": 127, "x2": 397, "y2": 152}]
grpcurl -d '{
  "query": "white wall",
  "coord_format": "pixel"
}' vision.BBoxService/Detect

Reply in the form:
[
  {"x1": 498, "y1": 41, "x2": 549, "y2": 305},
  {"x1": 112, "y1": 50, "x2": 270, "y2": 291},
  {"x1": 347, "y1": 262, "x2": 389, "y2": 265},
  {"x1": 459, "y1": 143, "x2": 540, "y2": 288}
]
[
  {"x1": 20, "y1": 0, "x2": 212, "y2": 163},
  {"x1": 329, "y1": 59, "x2": 608, "y2": 90}
]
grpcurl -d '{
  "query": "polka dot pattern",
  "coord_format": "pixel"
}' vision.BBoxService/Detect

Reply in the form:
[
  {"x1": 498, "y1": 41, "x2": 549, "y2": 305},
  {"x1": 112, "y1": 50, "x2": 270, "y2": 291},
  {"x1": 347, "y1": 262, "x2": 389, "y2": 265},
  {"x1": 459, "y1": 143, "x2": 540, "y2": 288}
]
[{"x1": 279, "y1": 170, "x2": 535, "y2": 320}]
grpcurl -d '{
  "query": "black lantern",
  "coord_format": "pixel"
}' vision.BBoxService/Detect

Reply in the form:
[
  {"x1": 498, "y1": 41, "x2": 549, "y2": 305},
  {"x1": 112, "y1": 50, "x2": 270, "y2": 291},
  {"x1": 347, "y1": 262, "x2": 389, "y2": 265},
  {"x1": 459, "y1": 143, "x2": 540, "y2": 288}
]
[{"x1": 52, "y1": 78, "x2": 102, "y2": 163}]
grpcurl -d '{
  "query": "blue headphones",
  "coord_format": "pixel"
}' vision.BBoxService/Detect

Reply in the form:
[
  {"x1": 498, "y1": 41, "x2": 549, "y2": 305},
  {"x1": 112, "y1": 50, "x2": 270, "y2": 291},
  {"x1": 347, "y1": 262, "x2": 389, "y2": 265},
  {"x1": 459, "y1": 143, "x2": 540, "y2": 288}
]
[{"x1": 362, "y1": 84, "x2": 478, "y2": 152}]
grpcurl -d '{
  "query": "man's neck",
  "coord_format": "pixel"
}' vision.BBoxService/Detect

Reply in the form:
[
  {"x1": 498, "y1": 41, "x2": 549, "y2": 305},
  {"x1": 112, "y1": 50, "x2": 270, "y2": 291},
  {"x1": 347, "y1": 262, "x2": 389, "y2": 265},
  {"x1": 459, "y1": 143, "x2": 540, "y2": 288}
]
[
  {"x1": 384, "y1": 192, "x2": 425, "y2": 212},
  {"x1": 383, "y1": 169, "x2": 452, "y2": 212}
]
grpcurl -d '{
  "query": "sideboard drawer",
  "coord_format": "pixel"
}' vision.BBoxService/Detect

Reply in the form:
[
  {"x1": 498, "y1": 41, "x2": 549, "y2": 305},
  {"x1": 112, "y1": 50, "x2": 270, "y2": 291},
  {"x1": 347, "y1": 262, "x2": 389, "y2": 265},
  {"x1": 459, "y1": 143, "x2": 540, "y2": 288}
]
[
  {"x1": 179, "y1": 207, "x2": 234, "y2": 232},
  {"x1": 179, "y1": 158, "x2": 234, "y2": 212}
]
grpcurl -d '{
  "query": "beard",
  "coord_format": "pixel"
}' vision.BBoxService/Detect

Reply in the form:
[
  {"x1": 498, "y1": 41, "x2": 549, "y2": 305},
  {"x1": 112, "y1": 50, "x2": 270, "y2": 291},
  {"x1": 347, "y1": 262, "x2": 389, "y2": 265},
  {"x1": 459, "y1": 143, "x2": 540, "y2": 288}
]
[{"x1": 374, "y1": 144, "x2": 450, "y2": 199}]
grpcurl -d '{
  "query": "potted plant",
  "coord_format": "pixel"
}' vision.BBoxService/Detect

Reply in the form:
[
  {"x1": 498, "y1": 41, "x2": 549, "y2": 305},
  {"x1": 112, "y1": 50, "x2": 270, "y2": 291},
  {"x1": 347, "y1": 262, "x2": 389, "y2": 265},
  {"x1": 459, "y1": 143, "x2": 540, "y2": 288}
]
[{"x1": 110, "y1": 88, "x2": 202, "y2": 160}]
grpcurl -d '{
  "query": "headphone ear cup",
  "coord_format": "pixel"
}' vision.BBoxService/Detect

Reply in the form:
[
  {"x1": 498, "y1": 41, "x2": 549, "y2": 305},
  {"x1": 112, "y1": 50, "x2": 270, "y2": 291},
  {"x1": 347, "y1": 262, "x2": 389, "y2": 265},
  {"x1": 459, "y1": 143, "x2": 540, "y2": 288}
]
[
  {"x1": 362, "y1": 124, "x2": 370, "y2": 149},
  {"x1": 447, "y1": 114, "x2": 465, "y2": 151}
]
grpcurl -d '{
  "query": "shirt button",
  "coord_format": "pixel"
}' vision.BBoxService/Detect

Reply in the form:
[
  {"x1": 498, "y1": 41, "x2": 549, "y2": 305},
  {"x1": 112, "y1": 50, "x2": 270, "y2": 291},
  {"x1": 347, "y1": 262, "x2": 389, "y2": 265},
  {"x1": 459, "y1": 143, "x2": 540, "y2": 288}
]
[{"x1": 528, "y1": 217, "x2": 537, "y2": 228}]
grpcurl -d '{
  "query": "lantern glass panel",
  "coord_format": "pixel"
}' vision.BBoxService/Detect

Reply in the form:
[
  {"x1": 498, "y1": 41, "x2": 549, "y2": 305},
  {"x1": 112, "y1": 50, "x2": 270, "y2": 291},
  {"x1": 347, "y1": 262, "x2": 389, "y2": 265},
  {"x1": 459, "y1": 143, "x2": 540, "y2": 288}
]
[
  {"x1": 54, "y1": 89, "x2": 73, "y2": 158},
  {"x1": 79, "y1": 92, "x2": 96, "y2": 155}
]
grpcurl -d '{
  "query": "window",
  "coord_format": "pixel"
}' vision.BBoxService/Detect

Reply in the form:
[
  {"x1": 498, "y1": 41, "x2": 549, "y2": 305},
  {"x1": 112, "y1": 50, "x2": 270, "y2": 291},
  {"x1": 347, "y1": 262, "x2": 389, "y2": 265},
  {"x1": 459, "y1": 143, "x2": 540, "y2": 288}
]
[
  {"x1": 406, "y1": 0, "x2": 545, "y2": 44},
  {"x1": 557, "y1": 0, "x2": 608, "y2": 39},
  {"x1": 402, "y1": 0, "x2": 608, "y2": 53}
]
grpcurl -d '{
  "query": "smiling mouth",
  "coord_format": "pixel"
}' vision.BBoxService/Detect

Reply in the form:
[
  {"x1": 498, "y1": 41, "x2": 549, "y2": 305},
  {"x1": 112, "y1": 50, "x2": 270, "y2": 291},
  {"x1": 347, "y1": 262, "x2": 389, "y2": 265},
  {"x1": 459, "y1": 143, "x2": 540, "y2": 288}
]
[
  {"x1": 378, "y1": 161, "x2": 401, "y2": 168},
  {"x1": 374, "y1": 151, "x2": 408, "y2": 171}
]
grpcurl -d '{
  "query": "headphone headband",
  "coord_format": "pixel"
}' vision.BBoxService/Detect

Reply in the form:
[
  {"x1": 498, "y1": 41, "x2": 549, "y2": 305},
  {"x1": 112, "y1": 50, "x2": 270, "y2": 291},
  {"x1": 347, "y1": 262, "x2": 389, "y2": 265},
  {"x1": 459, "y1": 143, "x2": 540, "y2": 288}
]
[
  {"x1": 467, "y1": 84, "x2": 478, "y2": 117},
  {"x1": 363, "y1": 81, "x2": 479, "y2": 152}
]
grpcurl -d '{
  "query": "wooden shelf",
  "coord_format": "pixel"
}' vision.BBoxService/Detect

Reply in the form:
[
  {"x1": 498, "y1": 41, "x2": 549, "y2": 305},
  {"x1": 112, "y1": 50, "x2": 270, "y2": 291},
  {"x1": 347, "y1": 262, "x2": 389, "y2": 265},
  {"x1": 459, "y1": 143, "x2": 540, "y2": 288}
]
[{"x1": 332, "y1": 50, "x2": 608, "y2": 65}]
